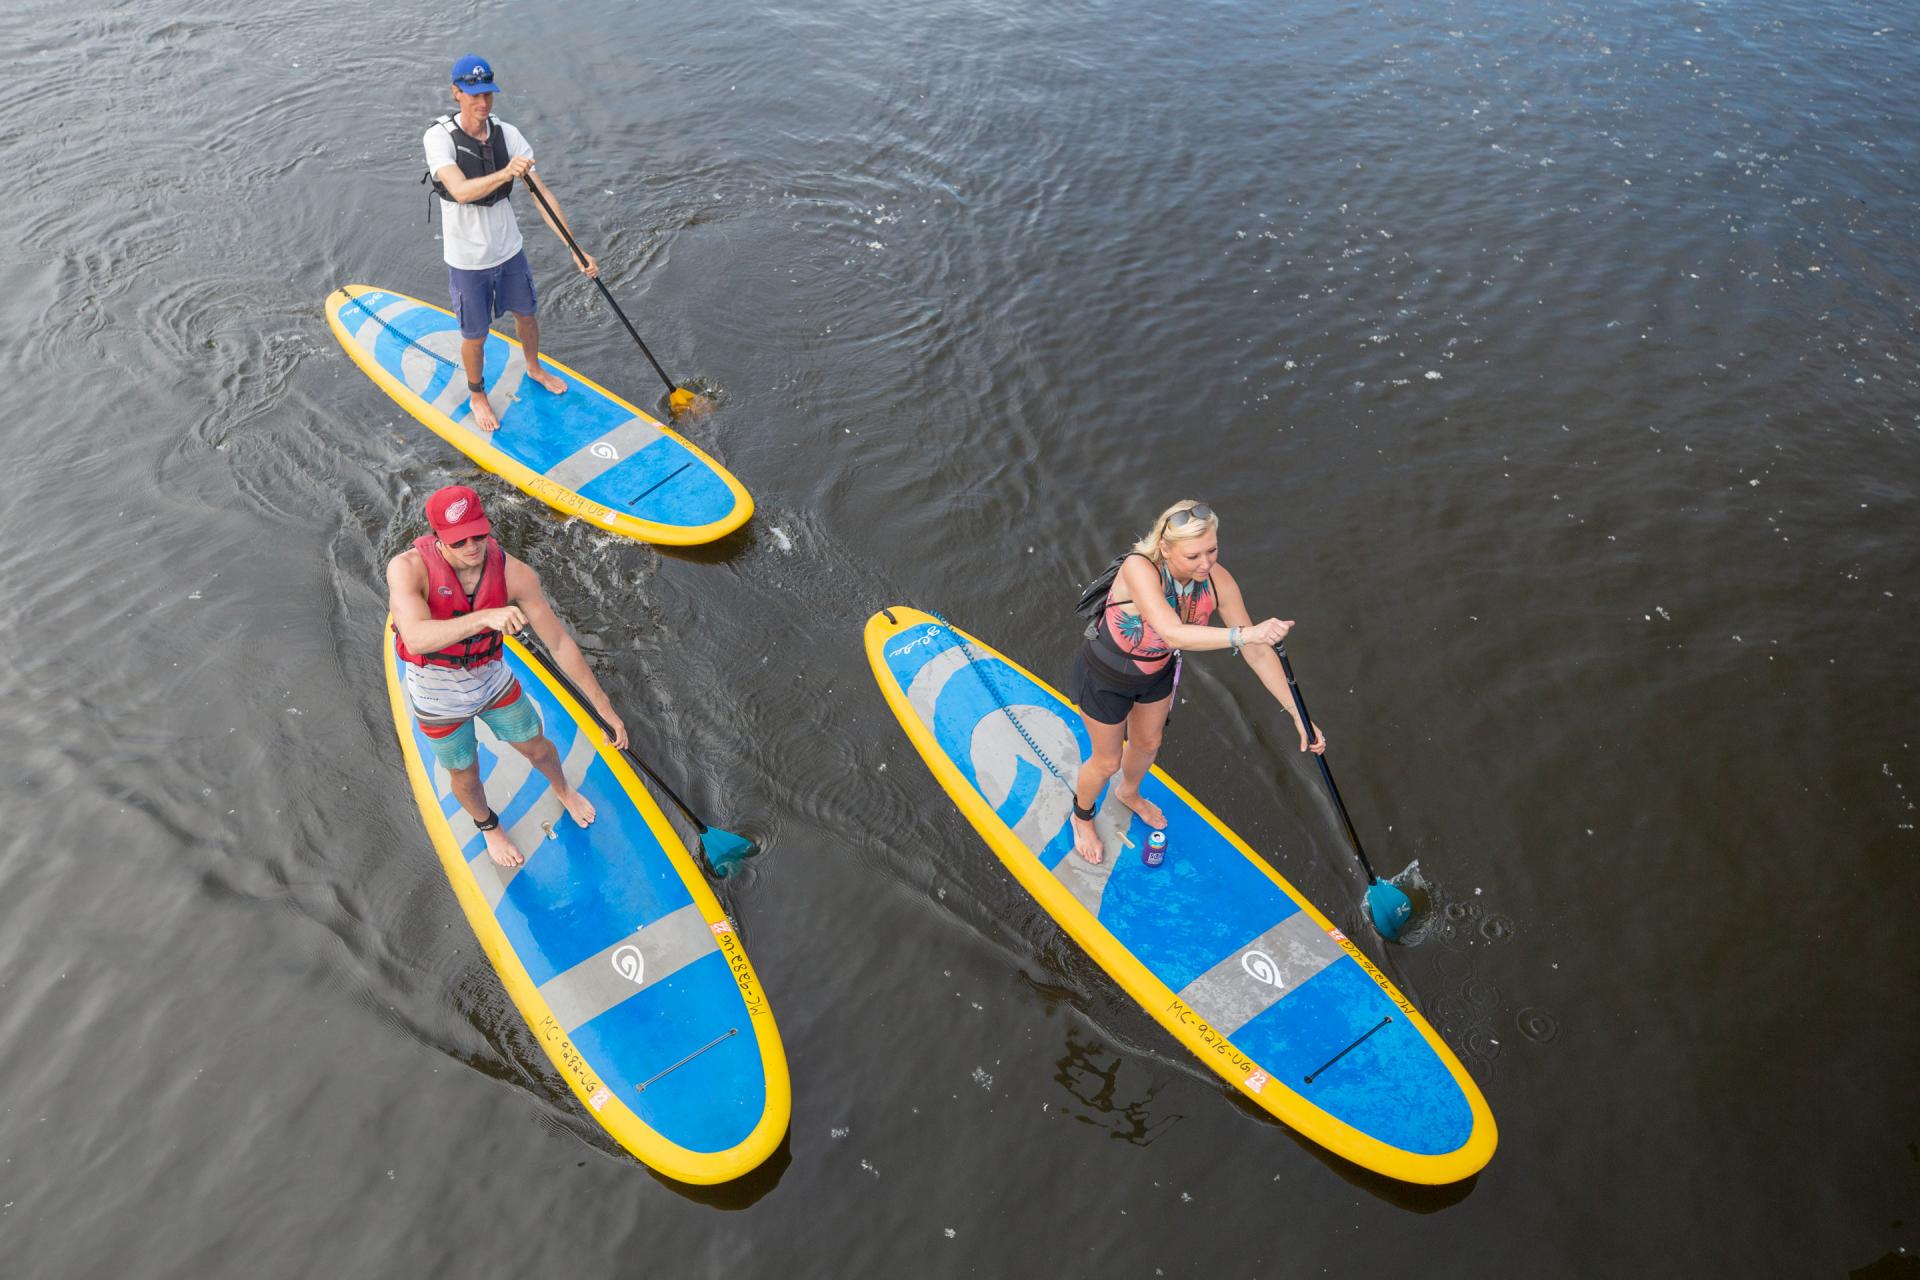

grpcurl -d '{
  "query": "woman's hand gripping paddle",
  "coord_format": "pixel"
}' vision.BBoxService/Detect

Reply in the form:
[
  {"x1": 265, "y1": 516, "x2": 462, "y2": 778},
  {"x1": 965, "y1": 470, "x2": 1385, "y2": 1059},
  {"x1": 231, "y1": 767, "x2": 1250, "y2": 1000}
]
[
  {"x1": 517, "y1": 630, "x2": 756, "y2": 876},
  {"x1": 521, "y1": 175, "x2": 714, "y2": 419},
  {"x1": 1273, "y1": 643, "x2": 1414, "y2": 940}
]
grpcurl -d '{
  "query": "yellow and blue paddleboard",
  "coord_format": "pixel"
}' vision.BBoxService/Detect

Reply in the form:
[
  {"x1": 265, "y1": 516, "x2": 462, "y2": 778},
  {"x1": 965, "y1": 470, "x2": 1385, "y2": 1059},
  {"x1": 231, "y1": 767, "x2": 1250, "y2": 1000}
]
[
  {"x1": 384, "y1": 620, "x2": 789, "y2": 1183},
  {"x1": 865, "y1": 607, "x2": 1495, "y2": 1184},
  {"x1": 329, "y1": 285, "x2": 751, "y2": 545}
]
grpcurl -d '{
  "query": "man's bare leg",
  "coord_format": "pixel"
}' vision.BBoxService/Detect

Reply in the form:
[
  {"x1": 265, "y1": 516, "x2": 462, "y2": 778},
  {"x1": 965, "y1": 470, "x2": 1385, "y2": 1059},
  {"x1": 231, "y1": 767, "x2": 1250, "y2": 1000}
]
[
  {"x1": 462, "y1": 335, "x2": 500, "y2": 431},
  {"x1": 511, "y1": 732, "x2": 597, "y2": 826},
  {"x1": 449, "y1": 762, "x2": 521, "y2": 866},
  {"x1": 513, "y1": 312, "x2": 567, "y2": 395}
]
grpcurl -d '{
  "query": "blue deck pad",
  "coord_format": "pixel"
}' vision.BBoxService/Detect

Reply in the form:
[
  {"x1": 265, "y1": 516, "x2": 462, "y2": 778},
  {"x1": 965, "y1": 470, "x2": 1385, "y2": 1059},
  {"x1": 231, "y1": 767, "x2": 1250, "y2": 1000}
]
[
  {"x1": 344, "y1": 290, "x2": 735, "y2": 529},
  {"x1": 884, "y1": 622, "x2": 1304, "y2": 992},
  {"x1": 575, "y1": 437, "x2": 736, "y2": 528},
  {"x1": 1234, "y1": 961, "x2": 1475, "y2": 1155},
  {"x1": 492, "y1": 756, "x2": 697, "y2": 986},
  {"x1": 386, "y1": 622, "x2": 783, "y2": 1175},
  {"x1": 883, "y1": 615, "x2": 1478, "y2": 1156},
  {"x1": 568, "y1": 950, "x2": 768, "y2": 1154},
  {"x1": 1094, "y1": 828, "x2": 1305, "y2": 995},
  {"x1": 397, "y1": 646, "x2": 699, "y2": 988}
]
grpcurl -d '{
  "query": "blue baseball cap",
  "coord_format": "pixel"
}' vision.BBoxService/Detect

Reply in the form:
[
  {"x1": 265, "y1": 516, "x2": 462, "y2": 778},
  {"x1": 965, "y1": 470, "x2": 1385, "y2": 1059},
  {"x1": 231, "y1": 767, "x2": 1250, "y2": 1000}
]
[{"x1": 450, "y1": 55, "x2": 500, "y2": 93}]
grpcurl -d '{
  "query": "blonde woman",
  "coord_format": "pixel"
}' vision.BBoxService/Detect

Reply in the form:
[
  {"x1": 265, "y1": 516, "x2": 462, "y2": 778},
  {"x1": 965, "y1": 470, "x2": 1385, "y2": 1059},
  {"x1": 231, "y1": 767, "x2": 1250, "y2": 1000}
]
[{"x1": 1068, "y1": 500, "x2": 1326, "y2": 864}]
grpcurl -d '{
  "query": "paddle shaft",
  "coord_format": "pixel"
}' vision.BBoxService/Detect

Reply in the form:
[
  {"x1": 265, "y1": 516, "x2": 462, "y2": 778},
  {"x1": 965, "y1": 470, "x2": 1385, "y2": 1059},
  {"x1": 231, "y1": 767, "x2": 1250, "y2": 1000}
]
[
  {"x1": 515, "y1": 629, "x2": 713, "y2": 837},
  {"x1": 520, "y1": 174, "x2": 682, "y2": 399},
  {"x1": 1274, "y1": 643, "x2": 1382, "y2": 885}
]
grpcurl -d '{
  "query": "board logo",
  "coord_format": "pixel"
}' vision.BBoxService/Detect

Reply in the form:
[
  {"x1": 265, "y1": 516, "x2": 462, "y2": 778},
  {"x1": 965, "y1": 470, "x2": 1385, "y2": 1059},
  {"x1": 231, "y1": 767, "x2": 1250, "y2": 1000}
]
[
  {"x1": 611, "y1": 944, "x2": 646, "y2": 984},
  {"x1": 590, "y1": 441, "x2": 620, "y2": 461},
  {"x1": 1242, "y1": 950, "x2": 1285, "y2": 989},
  {"x1": 1246, "y1": 1069, "x2": 1269, "y2": 1094},
  {"x1": 588, "y1": 1087, "x2": 611, "y2": 1111},
  {"x1": 888, "y1": 627, "x2": 944, "y2": 658}
]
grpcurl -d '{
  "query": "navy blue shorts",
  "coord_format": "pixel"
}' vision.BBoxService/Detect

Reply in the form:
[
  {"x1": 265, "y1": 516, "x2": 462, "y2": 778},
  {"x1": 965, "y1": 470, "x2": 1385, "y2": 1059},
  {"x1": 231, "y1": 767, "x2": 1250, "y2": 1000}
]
[
  {"x1": 447, "y1": 249, "x2": 537, "y2": 340},
  {"x1": 1069, "y1": 646, "x2": 1174, "y2": 726}
]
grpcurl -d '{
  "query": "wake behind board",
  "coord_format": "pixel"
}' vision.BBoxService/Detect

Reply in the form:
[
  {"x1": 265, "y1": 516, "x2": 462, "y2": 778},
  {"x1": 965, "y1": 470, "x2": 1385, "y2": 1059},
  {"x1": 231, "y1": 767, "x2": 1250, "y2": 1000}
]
[
  {"x1": 865, "y1": 608, "x2": 1495, "y2": 1184},
  {"x1": 384, "y1": 619, "x2": 788, "y2": 1183},
  {"x1": 329, "y1": 285, "x2": 751, "y2": 545}
]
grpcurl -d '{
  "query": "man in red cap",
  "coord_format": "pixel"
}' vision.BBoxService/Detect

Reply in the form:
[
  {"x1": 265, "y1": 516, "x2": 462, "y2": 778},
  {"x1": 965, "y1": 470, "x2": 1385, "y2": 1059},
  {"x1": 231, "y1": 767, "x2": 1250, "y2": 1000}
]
[{"x1": 387, "y1": 485, "x2": 629, "y2": 867}]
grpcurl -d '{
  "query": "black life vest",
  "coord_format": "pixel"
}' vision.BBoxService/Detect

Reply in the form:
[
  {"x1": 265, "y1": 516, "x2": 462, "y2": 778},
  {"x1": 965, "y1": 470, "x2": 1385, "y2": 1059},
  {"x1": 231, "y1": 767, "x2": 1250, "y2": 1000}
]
[{"x1": 422, "y1": 115, "x2": 512, "y2": 215}]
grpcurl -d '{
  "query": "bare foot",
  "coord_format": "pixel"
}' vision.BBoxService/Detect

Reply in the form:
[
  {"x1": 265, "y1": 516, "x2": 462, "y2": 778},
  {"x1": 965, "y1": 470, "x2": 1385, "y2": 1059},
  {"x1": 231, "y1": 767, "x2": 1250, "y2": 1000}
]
[
  {"x1": 558, "y1": 786, "x2": 597, "y2": 827},
  {"x1": 1114, "y1": 786, "x2": 1167, "y2": 829},
  {"x1": 482, "y1": 826, "x2": 524, "y2": 867},
  {"x1": 526, "y1": 363, "x2": 567, "y2": 395},
  {"x1": 1070, "y1": 813, "x2": 1104, "y2": 865},
  {"x1": 468, "y1": 390, "x2": 500, "y2": 432}
]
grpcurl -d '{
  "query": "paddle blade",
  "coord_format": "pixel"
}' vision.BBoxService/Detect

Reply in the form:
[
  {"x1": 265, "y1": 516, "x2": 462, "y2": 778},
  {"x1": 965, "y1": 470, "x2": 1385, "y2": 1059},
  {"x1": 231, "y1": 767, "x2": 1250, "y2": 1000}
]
[
  {"x1": 668, "y1": 386, "x2": 710, "y2": 418},
  {"x1": 1366, "y1": 879, "x2": 1414, "y2": 941},
  {"x1": 701, "y1": 826, "x2": 757, "y2": 877}
]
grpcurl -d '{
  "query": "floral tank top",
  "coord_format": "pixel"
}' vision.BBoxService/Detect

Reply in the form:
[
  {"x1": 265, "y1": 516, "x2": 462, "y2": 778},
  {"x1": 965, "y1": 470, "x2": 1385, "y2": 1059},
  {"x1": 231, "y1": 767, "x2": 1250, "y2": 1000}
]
[{"x1": 1090, "y1": 554, "x2": 1216, "y2": 678}]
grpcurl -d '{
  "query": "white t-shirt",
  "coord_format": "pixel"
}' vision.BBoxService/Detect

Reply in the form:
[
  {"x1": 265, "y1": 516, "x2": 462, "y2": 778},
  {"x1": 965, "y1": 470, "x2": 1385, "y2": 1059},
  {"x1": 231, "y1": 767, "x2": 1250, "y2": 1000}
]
[
  {"x1": 405, "y1": 655, "x2": 514, "y2": 722},
  {"x1": 423, "y1": 116, "x2": 534, "y2": 271}
]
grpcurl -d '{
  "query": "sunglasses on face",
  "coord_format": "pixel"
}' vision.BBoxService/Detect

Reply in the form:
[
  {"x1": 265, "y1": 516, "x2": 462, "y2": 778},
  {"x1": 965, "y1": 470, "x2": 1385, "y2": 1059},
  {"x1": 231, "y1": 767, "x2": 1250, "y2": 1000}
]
[
  {"x1": 1166, "y1": 504, "x2": 1214, "y2": 530},
  {"x1": 446, "y1": 535, "x2": 484, "y2": 549}
]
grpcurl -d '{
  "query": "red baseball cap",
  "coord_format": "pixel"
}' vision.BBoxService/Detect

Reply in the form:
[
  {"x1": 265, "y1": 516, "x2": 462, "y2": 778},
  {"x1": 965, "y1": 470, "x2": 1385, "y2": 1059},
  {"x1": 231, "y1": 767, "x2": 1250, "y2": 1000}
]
[{"x1": 425, "y1": 485, "x2": 491, "y2": 543}]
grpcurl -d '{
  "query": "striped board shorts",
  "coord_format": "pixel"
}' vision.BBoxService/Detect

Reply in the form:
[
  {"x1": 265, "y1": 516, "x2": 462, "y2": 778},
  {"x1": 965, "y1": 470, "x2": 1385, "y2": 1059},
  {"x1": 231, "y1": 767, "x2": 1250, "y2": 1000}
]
[{"x1": 405, "y1": 659, "x2": 544, "y2": 771}]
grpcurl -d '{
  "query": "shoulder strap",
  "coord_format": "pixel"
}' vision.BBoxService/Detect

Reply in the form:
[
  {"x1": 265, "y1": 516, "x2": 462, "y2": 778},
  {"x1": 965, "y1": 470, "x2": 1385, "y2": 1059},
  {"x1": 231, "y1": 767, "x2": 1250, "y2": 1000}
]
[
  {"x1": 1076, "y1": 551, "x2": 1155, "y2": 635},
  {"x1": 1114, "y1": 550, "x2": 1156, "y2": 607}
]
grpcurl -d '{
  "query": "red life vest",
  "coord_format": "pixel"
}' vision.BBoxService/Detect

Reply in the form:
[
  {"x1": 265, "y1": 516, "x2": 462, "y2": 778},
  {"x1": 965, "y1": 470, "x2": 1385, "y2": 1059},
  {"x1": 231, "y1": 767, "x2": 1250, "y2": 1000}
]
[{"x1": 395, "y1": 535, "x2": 509, "y2": 668}]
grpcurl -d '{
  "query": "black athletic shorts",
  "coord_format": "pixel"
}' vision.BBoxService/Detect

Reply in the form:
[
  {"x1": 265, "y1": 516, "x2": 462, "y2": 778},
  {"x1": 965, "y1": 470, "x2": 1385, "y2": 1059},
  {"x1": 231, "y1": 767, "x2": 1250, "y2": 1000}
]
[{"x1": 1068, "y1": 644, "x2": 1175, "y2": 725}]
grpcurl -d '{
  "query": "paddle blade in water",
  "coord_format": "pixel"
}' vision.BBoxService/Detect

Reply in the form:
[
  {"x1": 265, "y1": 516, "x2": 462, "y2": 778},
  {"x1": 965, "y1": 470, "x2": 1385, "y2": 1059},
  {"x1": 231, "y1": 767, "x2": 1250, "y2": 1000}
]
[
  {"x1": 701, "y1": 826, "x2": 757, "y2": 876},
  {"x1": 1367, "y1": 879, "x2": 1414, "y2": 941}
]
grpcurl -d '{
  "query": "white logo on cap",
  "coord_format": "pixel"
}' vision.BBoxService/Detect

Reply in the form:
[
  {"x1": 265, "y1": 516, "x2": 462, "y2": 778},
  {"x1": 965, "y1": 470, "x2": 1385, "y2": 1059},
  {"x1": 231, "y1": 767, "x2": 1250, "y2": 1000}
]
[{"x1": 446, "y1": 498, "x2": 470, "y2": 522}]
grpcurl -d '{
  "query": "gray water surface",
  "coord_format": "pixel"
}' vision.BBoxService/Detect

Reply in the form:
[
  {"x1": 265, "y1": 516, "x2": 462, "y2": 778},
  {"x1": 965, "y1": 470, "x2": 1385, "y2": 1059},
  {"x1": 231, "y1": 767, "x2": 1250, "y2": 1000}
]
[{"x1": 5, "y1": 0, "x2": 1917, "y2": 1274}]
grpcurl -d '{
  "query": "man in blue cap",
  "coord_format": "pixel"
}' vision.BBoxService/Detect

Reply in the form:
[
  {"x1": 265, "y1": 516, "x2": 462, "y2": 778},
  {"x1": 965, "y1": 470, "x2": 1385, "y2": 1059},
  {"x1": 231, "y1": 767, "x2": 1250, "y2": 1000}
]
[{"x1": 424, "y1": 54, "x2": 599, "y2": 432}]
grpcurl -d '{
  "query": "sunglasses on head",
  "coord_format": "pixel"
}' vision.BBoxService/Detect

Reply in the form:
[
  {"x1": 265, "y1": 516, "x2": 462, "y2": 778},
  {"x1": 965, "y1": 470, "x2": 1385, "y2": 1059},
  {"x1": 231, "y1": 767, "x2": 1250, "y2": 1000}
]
[
  {"x1": 1166, "y1": 504, "x2": 1214, "y2": 530},
  {"x1": 453, "y1": 69, "x2": 494, "y2": 87}
]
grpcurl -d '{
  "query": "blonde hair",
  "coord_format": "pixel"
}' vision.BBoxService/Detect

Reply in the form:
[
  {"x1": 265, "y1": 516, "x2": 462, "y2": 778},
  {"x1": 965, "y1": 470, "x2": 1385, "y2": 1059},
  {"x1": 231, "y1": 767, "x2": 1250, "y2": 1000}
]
[{"x1": 1132, "y1": 499, "x2": 1218, "y2": 565}]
